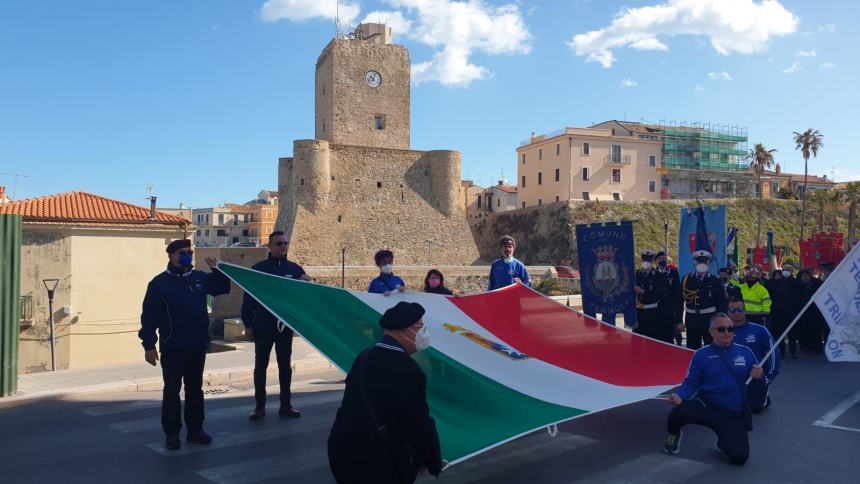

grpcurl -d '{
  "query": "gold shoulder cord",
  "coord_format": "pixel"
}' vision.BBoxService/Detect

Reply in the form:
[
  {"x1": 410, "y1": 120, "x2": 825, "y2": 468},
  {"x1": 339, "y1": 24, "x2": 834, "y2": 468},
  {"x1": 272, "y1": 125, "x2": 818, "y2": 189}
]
[{"x1": 682, "y1": 274, "x2": 700, "y2": 306}]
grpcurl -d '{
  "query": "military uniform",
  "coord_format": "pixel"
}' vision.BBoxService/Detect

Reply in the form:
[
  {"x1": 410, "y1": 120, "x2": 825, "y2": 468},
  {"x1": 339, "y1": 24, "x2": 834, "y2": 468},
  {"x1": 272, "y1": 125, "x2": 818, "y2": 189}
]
[
  {"x1": 635, "y1": 250, "x2": 667, "y2": 340},
  {"x1": 683, "y1": 253, "x2": 728, "y2": 349},
  {"x1": 656, "y1": 252, "x2": 683, "y2": 344}
]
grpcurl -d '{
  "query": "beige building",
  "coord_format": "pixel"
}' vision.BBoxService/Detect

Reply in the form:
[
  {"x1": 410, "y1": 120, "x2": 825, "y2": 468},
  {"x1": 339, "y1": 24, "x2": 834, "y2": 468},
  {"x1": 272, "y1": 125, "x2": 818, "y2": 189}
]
[
  {"x1": 517, "y1": 127, "x2": 663, "y2": 206},
  {"x1": 484, "y1": 182, "x2": 518, "y2": 213},
  {"x1": 0, "y1": 191, "x2": 190, "y2": 373},
  {"x1": 461, "y1": 180, "x2": 485, "y2": 220},
  {"x1": 277, "y1": 24, "x2": 480, "y2": 265},
  {"x1": 192, "y1": 204, "x2": 252, "y2": 247}
]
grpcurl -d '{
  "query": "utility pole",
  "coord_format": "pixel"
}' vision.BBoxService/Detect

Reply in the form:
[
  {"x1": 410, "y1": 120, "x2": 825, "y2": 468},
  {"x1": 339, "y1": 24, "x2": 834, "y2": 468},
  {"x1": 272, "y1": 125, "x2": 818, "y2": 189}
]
[{"x1": 0, "y1": 173, "x2": 30, "y2": 199}]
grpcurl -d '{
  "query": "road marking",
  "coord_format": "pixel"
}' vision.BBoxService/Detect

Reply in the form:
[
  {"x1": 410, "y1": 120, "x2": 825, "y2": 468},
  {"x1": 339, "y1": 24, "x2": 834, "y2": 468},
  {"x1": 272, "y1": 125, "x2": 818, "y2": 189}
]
[
  {"x1": 813, "y1": 388, "x2": 860, "y2": 433},
  {"x1": 196, "y1": 450, "x2": 327, "y2": 483},
  {"x1": 145, "y1": 413, "x2": 331, "y2": 457},
  {"x1": 442, "y1": 432, "x2": 597, "y2": 483},
  {"x1": 570, "y1": 453, "x2": 711, "y2": 483},
  {"x1": 110, "y1": 392, "x2": 342, "y2": 434}
]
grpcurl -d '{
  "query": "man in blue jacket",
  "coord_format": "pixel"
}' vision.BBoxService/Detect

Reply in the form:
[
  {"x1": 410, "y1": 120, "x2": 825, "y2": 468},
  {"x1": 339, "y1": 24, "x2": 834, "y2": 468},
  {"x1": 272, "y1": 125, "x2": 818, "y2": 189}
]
[
  {"x1": 727, "y1": 297, "x2": 780, "y2": 413},
  {"x1": 139, "y1": 239, "x2": 230, "y2": 450},
  {"x1": 488, "y1": 235, "x2": 530, "y2": 290},
  {"x1": 368, "y1": 249, "x2": 406, "y2": 296},
  {"x1": 664, "y1": 312, "x2": 764, "y2": 465},
  {"x1": 242, "y1": 231, "x2": 311, "y2": 420}
]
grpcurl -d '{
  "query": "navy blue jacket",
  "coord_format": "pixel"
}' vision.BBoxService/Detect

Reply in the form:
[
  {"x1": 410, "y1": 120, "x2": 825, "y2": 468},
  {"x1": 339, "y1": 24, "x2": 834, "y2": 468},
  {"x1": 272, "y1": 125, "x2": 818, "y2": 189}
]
[
  {"x1": 488, "y1": 258, "x2": 531, "y2": 290},
  {"x1": 241, "y1": 255, "x2": 306, "y2": 331},
  {"x1": 677, "y1": 343, "x2": 760, "y2": 412},
  {"x1": 734, "y1": 321, "x2": 780, "y2": 381},
  {"x1": 368, "y1": 273, "x2": 405, "y2": 294},
  {"x1": 139, "y1": 265, "x2": 230, "y2": 353}
]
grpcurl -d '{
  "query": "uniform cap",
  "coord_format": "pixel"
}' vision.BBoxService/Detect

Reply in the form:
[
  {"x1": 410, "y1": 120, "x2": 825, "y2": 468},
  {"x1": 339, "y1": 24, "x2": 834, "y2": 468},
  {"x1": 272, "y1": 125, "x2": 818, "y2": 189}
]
[
  {"x1": 640, "y1": 249, "x2": 657, "y2": 257},
  {"x1": 379, "y1": 302, "x2": 425, "y2": 330},
  {"x1": 692, "y1": 250, "x2": 712, "y2": 259}
]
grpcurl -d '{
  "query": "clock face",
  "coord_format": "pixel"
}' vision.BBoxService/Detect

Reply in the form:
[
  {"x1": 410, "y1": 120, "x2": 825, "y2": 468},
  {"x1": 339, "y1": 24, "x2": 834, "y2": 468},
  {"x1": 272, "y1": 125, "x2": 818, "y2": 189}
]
[{"x1": 365, "y1": 70, "x2": 382, "y2": 88}]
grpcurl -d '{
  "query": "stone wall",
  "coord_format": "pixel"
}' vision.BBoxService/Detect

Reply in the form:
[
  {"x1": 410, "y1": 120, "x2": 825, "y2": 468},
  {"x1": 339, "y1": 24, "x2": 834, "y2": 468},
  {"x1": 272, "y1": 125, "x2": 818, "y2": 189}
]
[
  {"x1": 278, "y1": 141, "x2": 481, "y2": 266},
  {"x1": 470, "y1": 201, "x2": 575, "y2": 265},
  {"x1": 195, "y1": 247, "x2": 268, "y2": 336}
]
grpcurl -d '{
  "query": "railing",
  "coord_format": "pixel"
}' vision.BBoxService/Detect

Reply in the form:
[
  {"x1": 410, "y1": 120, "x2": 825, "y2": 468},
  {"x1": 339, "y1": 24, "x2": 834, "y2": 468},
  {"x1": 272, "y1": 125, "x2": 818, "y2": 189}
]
[
  {"x1": 19, "y1": 293, "x2": 33, "y2": 322},
  {"x1": 605, "y1": 155, "x2": 632, "y2": 165}
]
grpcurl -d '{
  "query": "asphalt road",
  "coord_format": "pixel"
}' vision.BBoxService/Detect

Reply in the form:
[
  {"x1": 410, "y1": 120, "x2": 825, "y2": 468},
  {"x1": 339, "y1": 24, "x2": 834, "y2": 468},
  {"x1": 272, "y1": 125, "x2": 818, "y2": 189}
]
[{"x1": 1, "y1": 354, "x2": 859, "y2": 484}]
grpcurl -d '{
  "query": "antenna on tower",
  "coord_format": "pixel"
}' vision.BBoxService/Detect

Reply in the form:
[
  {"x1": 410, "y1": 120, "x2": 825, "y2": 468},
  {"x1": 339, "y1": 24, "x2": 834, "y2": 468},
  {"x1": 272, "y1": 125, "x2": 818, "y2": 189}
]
[{"x1": 335, "y1": 0, "x2": 340, "y2": 38}]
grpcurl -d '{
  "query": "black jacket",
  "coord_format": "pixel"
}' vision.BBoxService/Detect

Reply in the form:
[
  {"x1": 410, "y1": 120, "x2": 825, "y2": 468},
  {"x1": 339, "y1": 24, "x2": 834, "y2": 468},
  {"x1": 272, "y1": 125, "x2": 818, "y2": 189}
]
[
  {"x1": 682, "y1": 273, "x2": 728, "y2": 313},
  {"x1": 424, "y1": 286, "x2": 454, "y2": 296},
  {"x1": 240, "y1": 255, "x2": 306, "y2": 332},
  {"x1": 328, "y1": 336, "x2": 443, "y2": 484},
  {"x1": 139, "y1": 265, "x2": 230, "y2": 353}
]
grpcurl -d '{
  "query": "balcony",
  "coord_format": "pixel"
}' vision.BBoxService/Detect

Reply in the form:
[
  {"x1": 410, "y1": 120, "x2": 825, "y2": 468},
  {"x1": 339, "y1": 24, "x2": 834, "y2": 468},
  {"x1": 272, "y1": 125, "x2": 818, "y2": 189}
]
[
  {"x1": 20, "y1": 293, "x2": 33, "y2": 327},
  {"x1": 605, "y1": 155, "x2": 632, "y2": 165}
]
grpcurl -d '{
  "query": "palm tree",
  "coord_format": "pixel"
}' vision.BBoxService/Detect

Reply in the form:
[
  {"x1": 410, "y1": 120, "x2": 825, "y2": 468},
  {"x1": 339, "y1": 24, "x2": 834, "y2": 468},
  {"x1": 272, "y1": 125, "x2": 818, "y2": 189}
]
[
  {"x1": 793, "y1": 128, "x2": 824, "y2": 244},
  {"x1": 843, "y1": 182, "x2": 860, "y2": 246},
  {"x1": 747, "y1": 143, "x2": 777, "y2": 246},
  {"x1": 809, "y1": 190, "x2": 828, "y2": 231},
  {"x1": 828, "y1": 189, "x2": 845, "y2": 231}
]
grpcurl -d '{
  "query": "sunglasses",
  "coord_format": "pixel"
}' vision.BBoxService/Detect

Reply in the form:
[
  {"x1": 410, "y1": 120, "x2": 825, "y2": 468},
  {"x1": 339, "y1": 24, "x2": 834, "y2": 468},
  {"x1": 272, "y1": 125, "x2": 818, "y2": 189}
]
[
  {"x1": 727, "y1": 308, "x2": 745, "y2": 313},
  {"x1": 273, "y1": 241, "x2": 288, "y2": 247},
  {"x1": 712, "y1": 326, "x2": 735, "y2": 333}
]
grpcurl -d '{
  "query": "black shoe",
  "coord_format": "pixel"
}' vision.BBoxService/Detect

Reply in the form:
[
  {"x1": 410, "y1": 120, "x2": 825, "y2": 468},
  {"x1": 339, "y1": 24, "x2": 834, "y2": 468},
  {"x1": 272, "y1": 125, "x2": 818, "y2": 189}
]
[
  {"x1": 187, "y1": 430, "x2": 212, "y2": 445},
  {"x1": 165, "y1": 434, "x2": 181, "y2": 450},
  {"x1": 763, "y1": 395, "x2": 772, "y2": 410},
  {"x1": 279, "y1": 406, "x2": 301, "y2": 418},
  {"x1": 249, "y1": 408, "x2": 266, "y2": 421},
  {"x1": 664, "y1": 432, "x2": 682, "y2": 454},
  {"x1": 715, "y1": 436, "x2": 726, "y2": 453}
]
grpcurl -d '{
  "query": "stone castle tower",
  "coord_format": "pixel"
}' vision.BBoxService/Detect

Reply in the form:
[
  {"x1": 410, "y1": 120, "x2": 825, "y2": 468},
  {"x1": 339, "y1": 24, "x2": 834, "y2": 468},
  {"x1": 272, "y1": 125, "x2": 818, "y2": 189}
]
[{"x1": 277, "y1": 24, "x2": 480, "y2": 266}]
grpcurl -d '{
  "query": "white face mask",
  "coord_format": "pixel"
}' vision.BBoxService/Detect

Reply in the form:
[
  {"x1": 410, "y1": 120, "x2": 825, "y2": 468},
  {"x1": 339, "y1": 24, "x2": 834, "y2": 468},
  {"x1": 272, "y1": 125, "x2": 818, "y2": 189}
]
[
  {"x1": 504, "y1": 256, "x2": 514, "y2": 264},
  {"x1": 782, "y1": 270, "x2": 791, "y2": 278},
  {"x1": 642, "y1": 261, "x2": 652, "y2": 270},
  {"x1": 696, "y1": 263, "x2": 709, "y2": 274},
  {"x1": 412, "y1": 326, "x2": 431, "y2": 352},
  {"x1": 381, "y1": 264, "x2": 393, "y2": 274}
]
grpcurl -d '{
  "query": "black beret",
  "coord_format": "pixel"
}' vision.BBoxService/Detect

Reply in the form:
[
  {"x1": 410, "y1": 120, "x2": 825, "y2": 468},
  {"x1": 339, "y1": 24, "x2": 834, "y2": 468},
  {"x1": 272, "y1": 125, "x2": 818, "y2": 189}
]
[
  {"x1": 166, "y1": 239, "x2": 191, "y2": 254},
  {"x1": 379, "y1": 302, "x2": 425, "y2": 330},
  {"x1": 656, "y1": 250, "x2": 667, "y2": 258}
]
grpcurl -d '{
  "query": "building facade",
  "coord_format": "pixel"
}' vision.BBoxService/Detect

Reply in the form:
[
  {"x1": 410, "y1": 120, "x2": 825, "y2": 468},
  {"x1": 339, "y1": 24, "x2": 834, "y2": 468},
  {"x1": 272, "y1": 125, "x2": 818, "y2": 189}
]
[
  {"x1": 517, "y1": 126, "x2": 663, "y2": 206},
  {"x1": 247, "y1": 190, "x2": 279, "y2": 245},
  {"x1": 192, "y1": 204, "x2": 252, "y2": 247}
]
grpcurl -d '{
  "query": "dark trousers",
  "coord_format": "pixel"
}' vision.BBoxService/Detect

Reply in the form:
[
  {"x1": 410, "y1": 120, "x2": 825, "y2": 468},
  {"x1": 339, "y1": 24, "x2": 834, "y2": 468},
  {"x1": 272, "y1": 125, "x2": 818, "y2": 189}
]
[
  {"x1": 161, "y1": 350, "x2": 206, "y2": 436},
  {"x1": 668, "y1": 399, "x2": 749, "y2": 465},
  {"x1": 685, "y1": 313, "x2": 713, "y2": 350},
  {"x1": 748, "y1": 380, "x2": 770, "y2": 413},
  {"x1": 254, "y1": 324, "x2": 295, "y2": 409},
  {"x1": 635, "y1": 307, "x2": 669, "y2": 342}
]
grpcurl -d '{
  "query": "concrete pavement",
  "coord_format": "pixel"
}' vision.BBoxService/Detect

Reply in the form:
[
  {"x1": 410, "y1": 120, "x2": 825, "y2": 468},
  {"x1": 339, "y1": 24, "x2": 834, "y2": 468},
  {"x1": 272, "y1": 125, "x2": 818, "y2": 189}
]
[{"x1": 1, "y1": 338, "x2": 334, "y2": 406}]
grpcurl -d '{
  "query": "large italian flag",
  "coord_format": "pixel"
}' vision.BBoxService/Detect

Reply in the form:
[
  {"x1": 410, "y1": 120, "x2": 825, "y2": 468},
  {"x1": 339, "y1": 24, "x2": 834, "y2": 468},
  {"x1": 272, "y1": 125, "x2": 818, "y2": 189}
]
[{"x1": 217, "y1": 262, "x2": 693, "y2": 464}]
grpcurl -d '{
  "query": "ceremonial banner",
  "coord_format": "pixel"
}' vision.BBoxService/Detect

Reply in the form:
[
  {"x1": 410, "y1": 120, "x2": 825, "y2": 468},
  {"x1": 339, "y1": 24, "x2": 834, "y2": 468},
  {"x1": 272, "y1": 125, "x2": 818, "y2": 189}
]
[
  {"x1": 575, "y1": 222, "x2": 636, "y2": 318},
  {"x1": 218, "y1": 262, "x2": 693, "y2": 464},
  {"x1": 800, "y1": 232, "x2": 847, "y2": 268},
  {"x1": 678, "y1": 205, "x2": 726, "y2": 276},
  {"x1": 810, "y1": 242, "x2": 860, "y2": 361}
]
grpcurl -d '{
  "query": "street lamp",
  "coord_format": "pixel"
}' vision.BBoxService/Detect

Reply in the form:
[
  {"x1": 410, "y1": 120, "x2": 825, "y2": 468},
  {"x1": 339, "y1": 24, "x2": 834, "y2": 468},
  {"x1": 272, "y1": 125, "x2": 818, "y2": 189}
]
[
  {"x1": 426, "y1": 240, "x2": 432, "y2": 265},
  {"x1": 42, "y1": 278, "x2": 59, "y2": 371},
  {"x1": 340, "y1": 243, "x2": 347, "y2": 288}
]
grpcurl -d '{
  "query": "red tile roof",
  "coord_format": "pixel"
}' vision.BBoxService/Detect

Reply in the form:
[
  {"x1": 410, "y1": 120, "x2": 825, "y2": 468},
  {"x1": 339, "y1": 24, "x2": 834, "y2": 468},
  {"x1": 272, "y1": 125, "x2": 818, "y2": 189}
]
[
  {"x1": 0, "y1": 192, "x2": 190, "y2": 227},
  {"x1": 492, "y1": 185, "x2": 518, "y2": 194}
]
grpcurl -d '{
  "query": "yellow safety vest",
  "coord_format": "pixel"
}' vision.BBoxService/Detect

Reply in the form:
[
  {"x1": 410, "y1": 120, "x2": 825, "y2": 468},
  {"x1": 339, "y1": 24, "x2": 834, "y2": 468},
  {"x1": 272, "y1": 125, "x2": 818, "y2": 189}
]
[{"x1": 740, "y1": 281, "x2": 771, "y2": 315}]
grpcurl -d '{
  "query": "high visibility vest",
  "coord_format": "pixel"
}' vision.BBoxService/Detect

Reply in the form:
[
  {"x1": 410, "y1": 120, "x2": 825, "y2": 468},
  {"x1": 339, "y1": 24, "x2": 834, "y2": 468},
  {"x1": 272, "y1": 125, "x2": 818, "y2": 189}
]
[{"x1": 740, "y1": 281, "x2": 771, "y2": 315}]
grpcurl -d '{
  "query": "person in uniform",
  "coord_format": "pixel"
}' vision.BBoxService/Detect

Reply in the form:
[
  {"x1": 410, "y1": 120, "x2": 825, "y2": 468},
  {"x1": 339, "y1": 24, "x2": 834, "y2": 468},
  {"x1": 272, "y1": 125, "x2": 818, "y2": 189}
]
[
  {"x1": 768, "y1": 264, "x2": 799, "y2": 358},
  {"x1": 663, "y1": 313, "x2": 765, "y2": 465},
  {"x1": 488, "y1": 235, "x2": 530, "y2": 290},
  {"x1": 634, "y1": 249, "x2": 667, "y2": 340},
  {"x1": 682, "y1": 250, "x2": 728, "y2": 349},
  {"x1": 241, "y1": 231, "x2": 311, "y2": 421},
  {"x1": 656, "y1": 251, "x2": 684, "y2": 344},
  {"x1": 328, "y1": 302, "x2": 444, "y2": 484},
  {"x1": 739, "y1": 267, "x2": 771, "y2": 326},
  {"x1": 727, "y1": 298, "x2": 780, "y2": 413},
  {"x1": 719, "y1": 267, "x2": 743, "y2": 300},
  {"x1": 139, "y1": 239, "x2": 230, "y2": 450},
  {"x1": 369, "y1": 250, "x2": 406, "y2": 296}
]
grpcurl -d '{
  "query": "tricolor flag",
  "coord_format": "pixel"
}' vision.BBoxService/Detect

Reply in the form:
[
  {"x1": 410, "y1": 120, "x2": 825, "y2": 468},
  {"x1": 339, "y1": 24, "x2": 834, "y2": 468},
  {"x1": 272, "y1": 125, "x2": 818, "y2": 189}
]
[
  {"x1": 218, "y1": 262, "x2": 694, "y2": 463},
  {"x1": 810, "y1": 241, "x2": 860, "y2": 362}
]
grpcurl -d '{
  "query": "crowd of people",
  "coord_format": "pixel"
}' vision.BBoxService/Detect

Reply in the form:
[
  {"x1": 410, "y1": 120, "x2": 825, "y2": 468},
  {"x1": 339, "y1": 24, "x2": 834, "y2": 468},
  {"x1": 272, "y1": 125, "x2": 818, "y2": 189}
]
[{"x1": 138, "y1": 232, "x2": 831, "y2": 481}]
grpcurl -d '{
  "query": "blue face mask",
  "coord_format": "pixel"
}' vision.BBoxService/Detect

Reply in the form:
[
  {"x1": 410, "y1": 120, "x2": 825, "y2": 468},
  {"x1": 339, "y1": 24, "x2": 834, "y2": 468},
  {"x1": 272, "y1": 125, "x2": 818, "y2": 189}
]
[{"x1": 178, "y1": 253, "x2": 193, "y2": 267}]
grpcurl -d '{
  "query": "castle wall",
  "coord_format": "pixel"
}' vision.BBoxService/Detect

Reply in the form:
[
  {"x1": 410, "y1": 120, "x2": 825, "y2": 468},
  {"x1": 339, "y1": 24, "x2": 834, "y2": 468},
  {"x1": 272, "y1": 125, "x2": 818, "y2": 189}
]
[{"x1": 277, "y1": 143, "x2": 480, "y2": 266}]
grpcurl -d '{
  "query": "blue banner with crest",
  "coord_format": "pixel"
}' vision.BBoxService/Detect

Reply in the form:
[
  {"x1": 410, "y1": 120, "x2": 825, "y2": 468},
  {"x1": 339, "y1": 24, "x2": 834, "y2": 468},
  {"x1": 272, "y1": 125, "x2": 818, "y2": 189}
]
[
  {"x1": 576, "y1": 221, "x2": 636, "y2": 317},
  {"x1": 677, "y1": 205, "x2": 726, "y2": 276}
]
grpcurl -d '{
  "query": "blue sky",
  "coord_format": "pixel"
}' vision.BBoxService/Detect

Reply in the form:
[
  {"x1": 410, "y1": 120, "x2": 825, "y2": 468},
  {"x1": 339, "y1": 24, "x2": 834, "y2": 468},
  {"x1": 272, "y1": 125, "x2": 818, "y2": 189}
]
[{"x1": 1, "y1": 0, "x2": 857, "y2": 208}]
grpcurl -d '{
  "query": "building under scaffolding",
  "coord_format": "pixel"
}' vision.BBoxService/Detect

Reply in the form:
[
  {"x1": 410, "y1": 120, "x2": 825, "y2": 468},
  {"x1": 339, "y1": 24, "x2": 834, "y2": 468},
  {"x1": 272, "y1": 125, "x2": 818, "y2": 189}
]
[{"x1": 656, "y1": 121, "x2": 755, "y2": 199}]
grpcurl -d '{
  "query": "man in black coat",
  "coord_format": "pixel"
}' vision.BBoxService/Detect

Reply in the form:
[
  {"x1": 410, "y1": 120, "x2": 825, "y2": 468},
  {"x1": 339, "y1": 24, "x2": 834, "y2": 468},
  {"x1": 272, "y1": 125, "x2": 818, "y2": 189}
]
[
  {"x1": 241, "y1": 231, "x2": 311, "y2": 420},
  {"x1": 139, "y1": 239, "x2": 230, "y2": 450},
  {"x1": 328, "y1": 302, "x2": 444, "y2": 484},
  {"x1": 656, "y1": 251, "x2": 684, "y2": 344}
]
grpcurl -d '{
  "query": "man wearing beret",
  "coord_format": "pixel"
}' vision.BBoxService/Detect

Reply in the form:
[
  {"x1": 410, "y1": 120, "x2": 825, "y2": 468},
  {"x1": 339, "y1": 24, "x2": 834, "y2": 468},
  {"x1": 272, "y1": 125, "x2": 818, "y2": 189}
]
[
  {"x1": 139, "y1": 239, "x2": 231, "y2": 450},
  {"x1": 328, "y1": 302, "x2": 444, "y2": 484}
]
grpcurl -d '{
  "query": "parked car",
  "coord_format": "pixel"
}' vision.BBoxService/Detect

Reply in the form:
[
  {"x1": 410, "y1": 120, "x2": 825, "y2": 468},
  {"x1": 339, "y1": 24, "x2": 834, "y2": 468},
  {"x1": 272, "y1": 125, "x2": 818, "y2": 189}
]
[{"x1": 229, "y1": 242, "x2": 258, "y2": 248}]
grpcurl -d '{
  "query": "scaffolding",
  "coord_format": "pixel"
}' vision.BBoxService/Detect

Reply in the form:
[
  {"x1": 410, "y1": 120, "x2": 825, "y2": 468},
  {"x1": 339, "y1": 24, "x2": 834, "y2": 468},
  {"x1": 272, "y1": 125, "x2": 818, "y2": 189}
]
[{"x1": 656, "y1": 121, "x2": 749, "y2": 172}]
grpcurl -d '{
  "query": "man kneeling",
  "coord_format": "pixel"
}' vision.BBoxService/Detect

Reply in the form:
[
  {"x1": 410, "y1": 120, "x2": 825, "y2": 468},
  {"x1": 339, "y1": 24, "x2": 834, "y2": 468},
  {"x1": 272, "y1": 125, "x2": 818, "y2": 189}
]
[{"x1": 664, "y1": 312, "x2": 764, "y2": 465}]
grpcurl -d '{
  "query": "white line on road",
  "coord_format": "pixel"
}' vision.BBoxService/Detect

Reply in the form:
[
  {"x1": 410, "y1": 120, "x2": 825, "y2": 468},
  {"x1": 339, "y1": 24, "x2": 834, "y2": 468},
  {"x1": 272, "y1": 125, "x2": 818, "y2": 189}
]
[
  {"x1": 813, "y1": 388, "x2": 860, "y2": 432},
  {"x1": 195, "y1": 450, "x2": 329, "y2": 483},
  {"x1": 570, "y1": 453, "x2": 711, "y2": 483}
]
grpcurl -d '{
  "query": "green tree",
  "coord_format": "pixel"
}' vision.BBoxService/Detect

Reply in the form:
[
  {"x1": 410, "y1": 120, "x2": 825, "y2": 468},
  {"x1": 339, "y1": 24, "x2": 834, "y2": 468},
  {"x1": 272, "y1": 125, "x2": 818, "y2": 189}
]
[
  {"x1": 828, "y1": 189, "x2": 846, "y2": 231},
  {"x1": 747, "y1": 143, "x2": 777, "y2": 246},
  {"x1": 793, "y1": 128, "x2": 824, "y2": 245},
  {"x1": 842, "y1": 182, "x2": 860, "y2": 246},
  {"x1": 809, "y1": 190, "x2": 828, "y2": 231}
]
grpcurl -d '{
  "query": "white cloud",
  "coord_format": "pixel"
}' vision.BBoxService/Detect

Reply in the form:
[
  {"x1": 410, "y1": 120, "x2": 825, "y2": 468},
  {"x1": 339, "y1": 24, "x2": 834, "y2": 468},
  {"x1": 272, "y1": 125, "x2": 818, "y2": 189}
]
[
  {"x1": 568, "y1": 0, "x2": 798, "y2": 68},
  {"x1": 386, "y1": 0, "x2": 532, "y2": 87},
  {"x1": 819, "y1": 23, "x2": 836, "y2": 32},
  {"x1": 621, "y1": 78, "x2": 638, "y2": 87},
  {"x1": 695, "y1": 83, "x2": 705, "y2": 91},
  {"x1": 260, "y1": 0, "x2": 360, "y2": 23},
  {"x1": 782, "y1": 60, "x2": 801, "y2": 74},
  {"x1": 707, "y1": 71, "x2": 732, "y2": 81},
  {"x1": 361, "y1": 10, "x2": 413, "y2": 37},
  {"x1": 795, "y1": 50, "x2": 817, "y2": 57},
  {"x1": 819, "y1": 62, "x2": 838, "y2": 69}
]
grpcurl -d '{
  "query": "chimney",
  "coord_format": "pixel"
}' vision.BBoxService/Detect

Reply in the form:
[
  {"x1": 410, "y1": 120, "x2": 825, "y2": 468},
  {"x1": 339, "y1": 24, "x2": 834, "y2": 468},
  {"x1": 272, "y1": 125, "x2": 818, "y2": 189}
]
[
  {"x1": 498, "y1": 180, "x2": 504, "y2": 186},
  {"x1": 0, "y1": 186, "x2": 6, "y2": 204},
  {"x1": 149, "y1": 196, "x2": 157, "y2": 220},
  {"x1": 775, "y1": 163, "x2": 781, "y2": 175}
]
